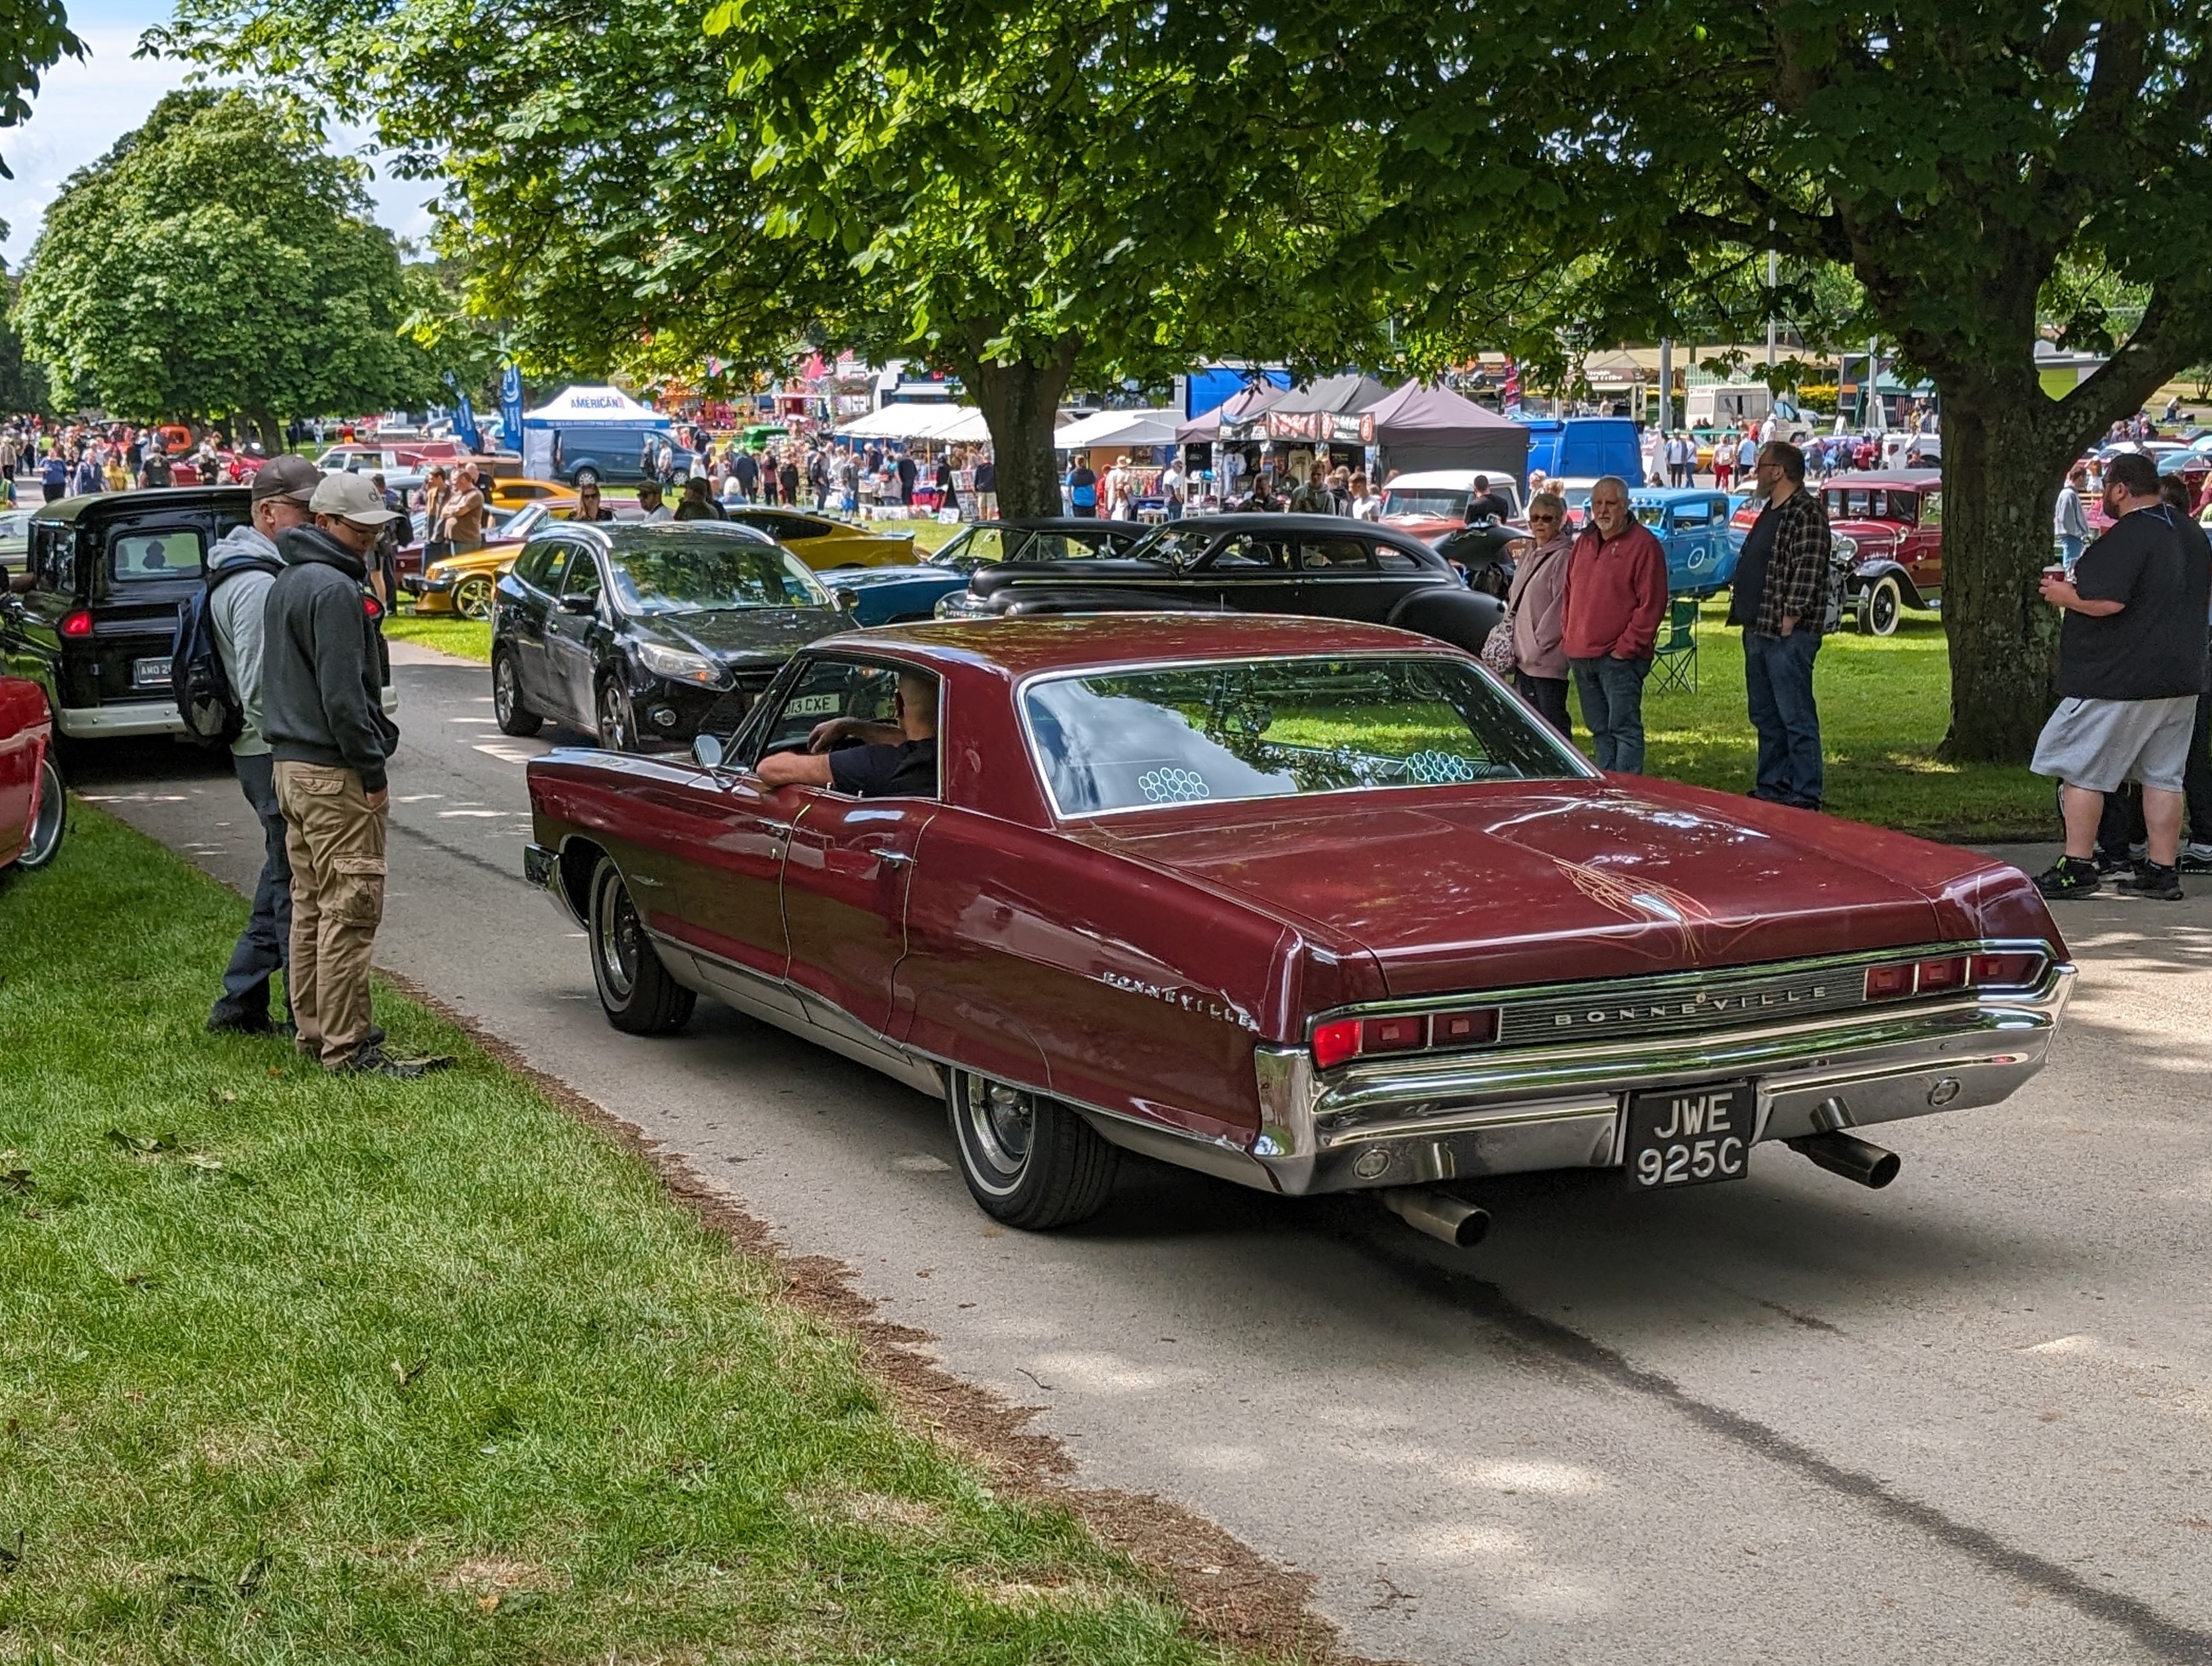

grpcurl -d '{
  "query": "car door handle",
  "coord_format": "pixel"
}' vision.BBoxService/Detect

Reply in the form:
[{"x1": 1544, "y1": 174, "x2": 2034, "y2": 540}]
[{"x1": 875, "y1": 849, "x2": 912, "y2": 867}]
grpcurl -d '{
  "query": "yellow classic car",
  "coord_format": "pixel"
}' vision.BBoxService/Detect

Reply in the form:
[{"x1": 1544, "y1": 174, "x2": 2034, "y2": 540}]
[
  {"x1": 486, "y1": 476, "x2": 574, "y2": 511},
  {"x1": 412, "y1": 499, "x2": 579, "y2": 618},
  {"x1": 717, "y1": 506, "x2": 916, "y2": 568}
]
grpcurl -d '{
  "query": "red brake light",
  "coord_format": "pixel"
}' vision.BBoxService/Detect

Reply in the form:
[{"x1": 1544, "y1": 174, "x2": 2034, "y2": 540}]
[
  {"x1": 1916, "y1": 956, "x2": 1970, "y2": 994},
  {"x1": 1360, "y1": 1014, "x2": 1428, "y2": 1054},
  {"x1": 362, "y1": 594, "x2": 384, "y2": 620},
  {"x1": 1432, "y1": 1008, "x2": 1499, "y2": 1048},
  {"x1": 60, "y1": 608, "x2": 94, "y2": 639},
  {"x1": 1970, "y1": 951, "x2": 2044, "y2": 988},
  {"x1": 1864, "y1": 962, "x2": 1913, "y2": 1000},
  {"x1": 1311, "y1": 1019, "x2": 1361, "y2": 1071}
]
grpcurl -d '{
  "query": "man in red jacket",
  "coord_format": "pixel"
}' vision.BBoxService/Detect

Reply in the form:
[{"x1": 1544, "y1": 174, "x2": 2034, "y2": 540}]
[{"x1": 1561, "y1": 475, "x2": 1670, "y2": 772}]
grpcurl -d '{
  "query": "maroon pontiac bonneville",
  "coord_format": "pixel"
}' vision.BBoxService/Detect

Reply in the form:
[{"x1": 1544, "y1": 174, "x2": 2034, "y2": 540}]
[{"x1": 523, "y1": 615, "x2": 2072, "y2": 1247}]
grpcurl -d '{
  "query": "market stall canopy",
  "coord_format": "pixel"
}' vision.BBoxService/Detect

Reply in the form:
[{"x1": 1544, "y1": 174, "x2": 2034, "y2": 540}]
[
  {"x1": 836, "y1": 403, "x2": 983, "y2": 441},
  {"x1": 1365, "y1": 379, "x2": 1531, "y2": 478},
  {"x1": 1053, "y1": 408, "x2": 1181, "y2": 450},
  {"x1": 522, "y1": 385, "x2": 669, "y2": 427},
  {"x1": 1229, "y1": 374, "x2": 1396, "y2": 443},
  {"x1": 1177, "y1": 383, "x2": 1288, "y2": 444},
  {"x1": 1265, "y1": 374, "x2": 1395, "y2": 417}
]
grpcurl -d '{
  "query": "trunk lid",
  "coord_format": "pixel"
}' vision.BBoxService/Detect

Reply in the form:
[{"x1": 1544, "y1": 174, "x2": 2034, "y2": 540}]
[{"x1": 1084, "y1": 782, "x2": 1952, "y2": 996}]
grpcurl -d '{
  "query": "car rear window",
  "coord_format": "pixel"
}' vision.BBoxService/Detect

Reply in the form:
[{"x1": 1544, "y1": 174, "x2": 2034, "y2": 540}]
[
  {"x1": 111, "y1": 529, "x2": 205, "y2": 580},
  {"x1": 1022, "y1": 654, "x2": 1587, "y2": 818},
  {"x1": 1380, "y1": 489, "x2": 1468, "y2": 520}
]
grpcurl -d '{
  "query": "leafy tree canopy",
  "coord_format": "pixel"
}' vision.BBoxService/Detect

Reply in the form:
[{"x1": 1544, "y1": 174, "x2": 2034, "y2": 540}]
[
  {"x1": 153, "y1": 0, "x2": 1389, "y2": 511},
  {"x1": 1314, "y1": 0, "x2": 2212, "y2": 760},
  {"x1": 10, "y1": 88, "x2": 447, "y2": 440}
]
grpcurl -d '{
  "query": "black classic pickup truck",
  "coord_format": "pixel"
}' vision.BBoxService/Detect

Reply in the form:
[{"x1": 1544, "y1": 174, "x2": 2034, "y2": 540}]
[{"x1": 935, "y1": 513, "x2": 1506, "y2": 657}]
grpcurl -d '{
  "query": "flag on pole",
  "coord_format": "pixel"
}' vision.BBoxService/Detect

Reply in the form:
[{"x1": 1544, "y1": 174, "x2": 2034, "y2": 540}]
[{"x1": 1502, "y1": 359, "x2": 1523, "y2": 418}]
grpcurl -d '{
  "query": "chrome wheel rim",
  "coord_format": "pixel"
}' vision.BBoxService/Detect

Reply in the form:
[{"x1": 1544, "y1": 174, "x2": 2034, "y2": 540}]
[
  {"x1": 598, "y1": 684, "x2": 631, "y2": 750},
  {"x1": 958, "y1": 1075, "x2": 1033, "y2": 1195},
  {"x1": 456, "y1": 578, "x2": 494, "y2": 620},
  {"x1": 593, "y1": 867, "x2": 639, "y2": 1000},
  {"x1": 23, "y1": 756, "x2": 62, "y2": 866}
]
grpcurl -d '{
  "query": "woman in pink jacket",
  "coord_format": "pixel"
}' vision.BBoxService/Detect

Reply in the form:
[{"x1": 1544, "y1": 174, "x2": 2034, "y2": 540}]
[{"x1": 1507, "y1": 491, "x2": 1576, "y2": 737}]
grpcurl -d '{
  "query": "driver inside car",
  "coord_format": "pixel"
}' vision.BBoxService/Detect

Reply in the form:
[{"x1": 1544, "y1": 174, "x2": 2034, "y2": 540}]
[{"x1": 756, "y1": 670, "x2": 938, "y2": 798}]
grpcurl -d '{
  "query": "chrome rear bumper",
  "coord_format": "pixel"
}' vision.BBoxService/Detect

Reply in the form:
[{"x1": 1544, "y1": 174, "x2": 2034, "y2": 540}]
[{"x1": 1247, "y1": 967, "x2": 2074, "y2": 1195}]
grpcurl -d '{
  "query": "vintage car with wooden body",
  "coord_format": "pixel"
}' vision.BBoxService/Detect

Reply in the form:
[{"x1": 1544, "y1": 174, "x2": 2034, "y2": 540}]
[{"x1": 522, "y1": 615, "x2": 2072, "y2": 1244}]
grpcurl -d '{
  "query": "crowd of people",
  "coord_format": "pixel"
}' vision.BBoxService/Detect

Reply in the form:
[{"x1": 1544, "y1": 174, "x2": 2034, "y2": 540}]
[{"x1": 0, "y1": 418, "x2": 269, "y2": 502}]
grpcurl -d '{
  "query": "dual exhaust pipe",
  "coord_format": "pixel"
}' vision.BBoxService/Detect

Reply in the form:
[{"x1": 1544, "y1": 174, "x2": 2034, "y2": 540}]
[{"x1": 1377, "y1": 1111, "x2": 1898, "y2": 1250}]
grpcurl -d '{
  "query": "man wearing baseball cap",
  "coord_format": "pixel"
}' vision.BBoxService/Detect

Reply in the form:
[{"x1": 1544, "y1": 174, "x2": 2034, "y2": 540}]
[
  {"x1": 262, "y1": 470, "x2": 422, "y2": 1076},
  {"x1": 205, "y1": 453, "x2": 321, "y2": 1036}
]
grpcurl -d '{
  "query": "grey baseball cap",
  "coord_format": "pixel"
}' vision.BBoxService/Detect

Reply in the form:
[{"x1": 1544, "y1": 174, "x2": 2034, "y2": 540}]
[
  {"x1": 307, "y1": 470, "x2": 401, "y2": 525},
  {"x1": 250, "y1": 454, "x2": 322, "y2": 504}
]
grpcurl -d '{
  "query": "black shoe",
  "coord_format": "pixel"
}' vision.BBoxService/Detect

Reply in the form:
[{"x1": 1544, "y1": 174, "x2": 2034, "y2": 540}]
[
  {"x1": 334, "y1": 1044, "x2": 453, "y2": 1080},
  {"x1": 2180, "y1": 843, "x2": 2212, "y2": 875},
  {"x1": 206, "y1": 1008, "x2": 276, "y2": 1036},
  {"x1": 2093, "y1": 848, "x2": 2134, "y2": 876},
  {"x1": 2115, "y1": 861, "x2": 2184, "y2": 900},
  {"x1": 2034, "y1": 857, "x2": 2103, "y2": 900}
]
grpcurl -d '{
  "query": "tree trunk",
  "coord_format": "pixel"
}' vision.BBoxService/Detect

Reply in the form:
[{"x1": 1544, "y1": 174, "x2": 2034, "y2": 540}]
[
  {"x1": 965, "y1": 339, "x2": 1079, "y2": 519},
  {"x1": 1934, "y1": 386, "x2": 2078, "y2": 762}
]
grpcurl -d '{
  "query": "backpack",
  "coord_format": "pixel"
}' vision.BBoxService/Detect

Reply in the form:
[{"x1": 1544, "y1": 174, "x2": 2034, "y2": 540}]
[{"x1": 171, "y1": 555, "x2": 283, "y2": 746}]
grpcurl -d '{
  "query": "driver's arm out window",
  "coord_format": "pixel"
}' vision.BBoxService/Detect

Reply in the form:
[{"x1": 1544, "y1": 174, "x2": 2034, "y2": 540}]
[{"x1": 754, "y1": 659, "x2": 940, "y2": 797}]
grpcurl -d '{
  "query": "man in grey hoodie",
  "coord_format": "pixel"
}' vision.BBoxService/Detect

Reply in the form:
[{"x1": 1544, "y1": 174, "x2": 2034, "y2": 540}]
[
  {"x1": 207, "y1": 454, "x2": 320, "y2": 1034},
  {"x1": 265, "y1": 471, "x2": 413, "y2": 1075}
]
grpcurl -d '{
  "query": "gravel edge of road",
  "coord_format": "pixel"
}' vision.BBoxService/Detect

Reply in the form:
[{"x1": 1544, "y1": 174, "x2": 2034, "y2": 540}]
[{"x1": 366, "y1": 961, "x2": 1375, "y2": 1666}]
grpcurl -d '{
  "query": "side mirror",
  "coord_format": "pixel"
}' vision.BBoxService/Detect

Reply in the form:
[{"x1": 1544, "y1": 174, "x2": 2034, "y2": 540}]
[
  {"x1": 692, "y1": 733, "x2": 724, "y2": 770},
  {"x1": 559, "y1": 591, "x2": 598, "y2": 615},
  {"x1": 834, "y1": 588, "x2": 861, "y2": 616}
]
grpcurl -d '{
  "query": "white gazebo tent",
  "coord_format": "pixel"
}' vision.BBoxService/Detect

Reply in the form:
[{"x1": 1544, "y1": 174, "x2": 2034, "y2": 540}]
[
  {"x1": 1052, "y1": 408, "x2": 1181, "y2": 450},
  {"x1": 836, "y1": 402, "x2": 984, "y2": 442},
  {"x1": 520, "y1": 385, "x2": 669, "y2": 479}
]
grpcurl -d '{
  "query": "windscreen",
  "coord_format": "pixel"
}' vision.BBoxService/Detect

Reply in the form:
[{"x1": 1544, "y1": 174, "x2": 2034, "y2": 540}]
[
  {"x1": 1023, "y1": 655, "x2": 1586, "y2": 817},
  {"x1": 605, "y1": 539, "x2": 828, "y2": 614},
  {"x1": 1380, "y1": 489, "x2": 1469, "y2": 521}
]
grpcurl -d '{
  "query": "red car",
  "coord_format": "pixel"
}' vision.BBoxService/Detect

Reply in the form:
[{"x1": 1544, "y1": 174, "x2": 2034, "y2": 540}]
[
  {"x1": 1728, "y1": 469, "x2": 1943, "y2": 636},
  {"x1": 0, "y1": 676, "x2": 65, "y2": 872},
  {"x1": 522, "y1": 614, "x2": 2072, "y2": 1243}
]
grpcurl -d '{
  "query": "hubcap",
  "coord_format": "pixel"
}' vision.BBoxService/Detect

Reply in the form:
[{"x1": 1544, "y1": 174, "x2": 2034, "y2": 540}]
[
  {"x1": 24, "y1": 756, "x2": 62, "y2": 864},
  {"x1": 594, "y1": 869, "x2": 639, "y2": 1000},
  {"x1": 958, "y1": 1075, "x2": 1034, "y2": 1194},
  {"x1": 1873, "y1": 584, "x2": 1899, "y2": 633}
]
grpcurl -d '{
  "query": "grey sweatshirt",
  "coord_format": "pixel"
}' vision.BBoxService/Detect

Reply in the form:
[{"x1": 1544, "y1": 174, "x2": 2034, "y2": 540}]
[
  {"x1": 262, "y1": 527, "x2": 398, "y2": 793},
  {"x1": 206, "y1": 523, "x2": 282, "y2": 756}
]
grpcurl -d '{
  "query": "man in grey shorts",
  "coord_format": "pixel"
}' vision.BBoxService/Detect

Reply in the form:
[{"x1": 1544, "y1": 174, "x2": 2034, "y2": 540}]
[{"x1": 2032, "y1": 450, "x2": 2212, "y2": 899}]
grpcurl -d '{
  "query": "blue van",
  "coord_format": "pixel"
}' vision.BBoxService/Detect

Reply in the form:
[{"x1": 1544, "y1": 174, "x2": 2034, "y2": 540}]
[
  {"x1": 1518, "y1": 416, "x2": 1642, "y2": 482},
  {"x1": 548, "y1": 425, "x2": 698, "y2": 488}
]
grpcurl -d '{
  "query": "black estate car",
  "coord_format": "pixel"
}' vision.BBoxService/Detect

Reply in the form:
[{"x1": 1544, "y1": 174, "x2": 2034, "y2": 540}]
[
  {"x1": 938, "y1": 513, "x2": 1506, "y2": 655},
  {"x1": 491, "y1": 521, "x2": 850, "y2": 750},
  {"x1": 1, "y1": 488, "x2": 396, "y2": 745}
]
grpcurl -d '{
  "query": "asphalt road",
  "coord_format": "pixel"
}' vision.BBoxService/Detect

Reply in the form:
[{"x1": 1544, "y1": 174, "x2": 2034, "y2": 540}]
[{"x1": 75, "y1": 642, "x2": 2212, "y2": 1665}]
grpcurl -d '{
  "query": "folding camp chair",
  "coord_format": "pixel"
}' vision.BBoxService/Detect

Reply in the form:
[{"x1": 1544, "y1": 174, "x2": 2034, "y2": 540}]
[{"x1": 1650, "y1": 595, "x2": 1699, "y2": 693}]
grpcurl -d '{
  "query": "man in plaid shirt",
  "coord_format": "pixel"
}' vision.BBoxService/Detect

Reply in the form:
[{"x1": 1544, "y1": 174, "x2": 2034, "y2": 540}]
[{"x1": 1727, "y1": 441, "x2": 1834, "y2": 808}]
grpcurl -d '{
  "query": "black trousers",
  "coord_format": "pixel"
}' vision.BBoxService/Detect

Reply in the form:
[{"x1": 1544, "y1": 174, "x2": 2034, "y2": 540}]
[
  {"x1": 1514, "y1": 670, "x2": 1572, "y2": 738},
  {"x1": 2095, "y1": 693, "x2": 2212, "y2": 852}
]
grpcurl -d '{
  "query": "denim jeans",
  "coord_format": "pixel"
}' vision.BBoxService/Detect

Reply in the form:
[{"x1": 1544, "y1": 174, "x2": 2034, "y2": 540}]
[
  {"x1": 1569, "y1": 655, "x2": 1652, "y2": 773},
  {"x1": 1743, "y1": 628, "x2": 1825, "y2": 808},
  {"x1": 211, "y1": 750, "x2": 294, "y2": 1025}
]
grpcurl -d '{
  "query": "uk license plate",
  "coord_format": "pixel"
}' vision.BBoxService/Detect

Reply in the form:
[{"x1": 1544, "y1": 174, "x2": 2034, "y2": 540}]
[
  {"x1": 133, "y1": 655, "x2": 172, "y2": 688},
  {"x1": 1625, "y1": 1081, "x2": 1753, "y2": 1190}
]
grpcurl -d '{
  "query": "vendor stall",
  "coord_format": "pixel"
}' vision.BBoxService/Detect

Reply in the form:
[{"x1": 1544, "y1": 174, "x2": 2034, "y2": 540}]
[{"x1": 1365, "y1": 379, "x2": 1531, "y2": 481}]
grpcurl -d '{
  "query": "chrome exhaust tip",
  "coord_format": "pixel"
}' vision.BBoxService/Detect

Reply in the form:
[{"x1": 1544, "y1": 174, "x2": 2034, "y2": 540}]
[
  {"x1": 1787, "y1": 1130, "x2": 1901, "y2": 1190},
  {"x1": 1380, "y1": 1186, "x2": 1491, "y2": 1248}
]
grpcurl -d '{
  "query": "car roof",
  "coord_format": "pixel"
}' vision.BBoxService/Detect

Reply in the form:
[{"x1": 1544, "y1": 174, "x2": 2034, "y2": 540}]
[
  {"x1": 961, "y1": 517, "x2": 1138, "y2": 533},
  {"x1": 1379, "y1": 471, "x2": 1514, "y2": 489},
  {"x1": 30, "y1": 486, "x2": 249, "y2": 524},
  {"x1": 1821, "y1": 471, "x2": 1941, "y2": 489},
  {"x1": 812, "y1": 613, "x2": 1451, "y2": 677},
  {"x1": 1629, "y1": 487, "x2": 1725, "y2": 502},
  {"x1": 576, "y1": 520, "x2": 778, "y2": 549}
]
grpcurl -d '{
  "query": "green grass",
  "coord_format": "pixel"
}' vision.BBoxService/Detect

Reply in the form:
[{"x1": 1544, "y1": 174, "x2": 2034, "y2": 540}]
[
  {"x1": 1633, "y1": 602, "x2": 2045, "y2": 840},
  {"x1": 0, "y1": 808, "x2": 1269, "y2": 1665},
  {"x1": 384, "y1": 613, "x2": 491, "y2": 664}
]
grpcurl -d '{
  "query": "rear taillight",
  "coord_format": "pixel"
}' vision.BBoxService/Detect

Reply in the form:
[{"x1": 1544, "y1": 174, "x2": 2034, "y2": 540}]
[
  {"x1": 1864, "y1": 950, "x2": 2046, "y2": 1001},
  {"x1": 59, "y1": 609, "x2": 93, "y2": 638},
  {"x1": 362, "y1": 594, "x2": 384, "y2": 621},
  {"x1": 1312, "y1": 1006, "x2": 1499, "y2": 1070}
]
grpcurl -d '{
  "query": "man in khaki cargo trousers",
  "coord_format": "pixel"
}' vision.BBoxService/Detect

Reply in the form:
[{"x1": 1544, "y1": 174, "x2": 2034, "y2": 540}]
[{"x1": 260, "y1": 473, "x2": 436, "y2": 1079}]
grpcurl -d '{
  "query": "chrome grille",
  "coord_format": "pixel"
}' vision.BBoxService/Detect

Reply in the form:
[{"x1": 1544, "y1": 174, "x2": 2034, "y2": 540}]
[{"x1": 1498, "y1": 965, "x2": 1865, "y2": 1047}]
